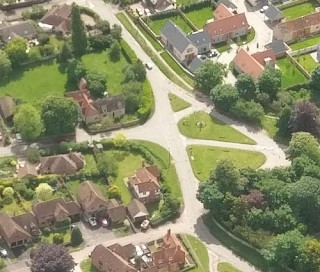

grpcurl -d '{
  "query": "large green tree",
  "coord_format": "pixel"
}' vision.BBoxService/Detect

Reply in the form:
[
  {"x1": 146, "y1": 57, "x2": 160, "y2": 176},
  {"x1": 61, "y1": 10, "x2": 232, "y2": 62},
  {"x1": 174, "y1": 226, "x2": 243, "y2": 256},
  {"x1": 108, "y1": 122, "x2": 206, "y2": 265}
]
[
  {"x1": 210, "y1": 84, "x2": 239, "y2": 112},
  {"x1": 71, "y1": 3, "x2": 87, "y2": 57},
  {"x1": 230, "y1": 99, "x2": 264, "y2": 125},
  {"x1": 235, "y1": 73, "x2": 257, "y2": 100},
  {"x1": 109, "y1": 40, "x2": 121, "y2": 61},
  {"x1": 0, "y1": 52, "x2": 12, "y2": 81},
  {"x1": 123, "y1": 81, "x2": 142, "y2": 113},
  {"x1": 58, "y1": 41, "x2": 73, "y2": 63},
  {"x1": 310, "y1": 65, "x2": 320, "y2": 93},
  {"x1": 4, "y1": 37, "x2": 28, "y2": 67},
  {"x1": 297, "y1": 239, "x2": 320, "y2": 272},
  {"x1": 41, "y1": 96, "x2": 79, "y2": 135},
  {"x1": 13, "y1": 104, "x2": 43, "y2": 141},
  {"x1": 277, "y1": 106, "x2": 292, "y2": 138},
  {"x1": 195, "y1": 60, "x2": 226, "y2": 94},
  {"x1": 257, "y1": 68, "x2": 281, "y2": 100}
]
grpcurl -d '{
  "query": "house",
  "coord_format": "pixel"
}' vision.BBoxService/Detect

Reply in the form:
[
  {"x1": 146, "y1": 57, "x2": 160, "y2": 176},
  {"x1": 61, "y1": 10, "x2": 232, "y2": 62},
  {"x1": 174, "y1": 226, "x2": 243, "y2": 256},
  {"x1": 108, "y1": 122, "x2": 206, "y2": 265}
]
[
  {"x1": 160, "y1": 20, "x2": 197, "y2": 64},
  {"x1": 273, "y1": 12, "x2": 320, "y2": 43},
  {"x1": 204, "y1": 4, "x2": 250, "y2": 44},
  {"x1": 0, "y1": 96, "x2": 15, "y2": 121},
  {"x1": 152, "y1": 229, "x2": 186, "y2": 271},
  {"x1": 0, "y1": 21, "x2": 37, "y2": 43},
  {"x1": 39, "y1": 4, "x2": 72, "y2": 36},
  {"x1": 76, "y1": 180, "x2": 109, "y2": 219},
  {"x1": 264, "y1": 4, "x2": 284, "y2": 23},
  {"x1": 128, "y1": 164, "x2": 161, "y2": 204},
  {"x1": 216, "y1": 0, "x2": 237, "y2": 10},
  {"x1": 17, "y1": 162, "x2": 38, "y2": 179},
  {"x1": 188, "y1": 56, "x2": 205, "y2": 74},
  {"x1": 127, "y1": 199, "x2": 149, "y2": 223},
  {"x1": 187, "y1": 31, "x2": 211, "y2": 55},
  {"x1": 92, "y1": 96, "x2": 125, "y2": 119},
  {"x1": 91, "y1": 244, "x2": 138, "y2": 272},
  {"x1": 146, "y1": 0, "x2": 172, "y2": 12},
  {"x1": 39, "y1": 152, "x2": 85, "y2": 175},
  {"x1": 107, "y1": 243, "x2": 136, "y2": 261},
  {"x1": 106, "y1": 199, "x2": 127, "y2": 224},
  {"x1": 32, "y1": 198, "x2": 80, "y2": 227},
  {"x1": 265, "y1": 40, "x2": 289, "y2": 58},
  {"x1": 233, "y1": 48, "x2": 276, "y2": 78}
]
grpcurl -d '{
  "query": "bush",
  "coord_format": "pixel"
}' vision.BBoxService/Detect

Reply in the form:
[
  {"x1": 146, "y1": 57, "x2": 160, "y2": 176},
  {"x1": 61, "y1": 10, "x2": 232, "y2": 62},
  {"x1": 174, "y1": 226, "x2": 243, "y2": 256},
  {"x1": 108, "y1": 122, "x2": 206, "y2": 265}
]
[
  {"x1": 55, "y1": 218, "x2": 71, "y2": 229},
  {"x1": 148, "y1": 10, "x2": 178, "y2": 20},
  {"x1": 59, "y1": 141, "x2": 90, "y2": 153},
  {"x1": 53, "y1": 233, "x2": 64, "y2": 244},
  {"x1": 181, "y1": 0, "x2": 212, "y2": 12},
  {"x1": 0, "y1": 258, "x2": 5, "y2": 269},
  {"x1": 22, "y1": 4, "x2": 47, "y2": 20},
  {"x1": 2, "y1": 196, "x2": 13, "y2": 204},
  {"x1": 107, "y1": 185, "x2": 121, "y2": 200},
  {"x1": 137, "y1": 81, "x2": 154, "y2": 122},
  {"x1": 42, "y1": 227, "x2": 51, "y2": 236},
  {"x1": 25, "y1": 147, "x2": 41, "y2": 163},
  {"x1": 119, "y1": 39, "x2": 137, "y2": 64},
  {"x1": 23, "y1": 189, "x2": 35, "y2": 200},
  {"x1": 38, "y1": 33, "x2": 50, "y2": 46},
  {"x1": 71, "y1": 227, "x2": 83, "y2": 246},
  {"x1": 230, "y1": 100, "x2": 265, "y2": 125},
  {"x1": 88, "y1": 34, "x2": 112, "y2": 50}
]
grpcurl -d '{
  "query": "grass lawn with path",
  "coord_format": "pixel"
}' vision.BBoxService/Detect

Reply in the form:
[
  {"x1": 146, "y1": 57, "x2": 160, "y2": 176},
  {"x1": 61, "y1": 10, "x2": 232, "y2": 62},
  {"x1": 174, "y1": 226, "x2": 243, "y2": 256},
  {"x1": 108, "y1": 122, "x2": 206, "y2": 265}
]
[
  {"x1": 178, "y1": 111, "x2": 255, "y2": 144},
  {"x1": 276, "y1": 57, "x2": 308, "y2": 88},
  {"x1": 218, "y1": 262, "x2": 242, "y2": 272},
  {"x1": 185, "y1": 7, "x2": 214, "y2": 29},
  {"x1": 148, "y1": 15, "x2": 192, "y2": 35},
  {"x1": 168, "y1": 92, "x2": 191, "y2": 112},
  {"x1": 187, "y1": 145, "x2": 266, "y2": 181},
  {"x1": 282, "y1": 0, "x2": 318, "y2": 20},
  {"x1": 294, "y1": 54, "x2": 318, "y2": 73},
  {"x1": 290, "y1": 35, "x2": 320, "y2": 50},
  {"x1": 180, "y1": 234, "x2": 209, "y2": 272}
]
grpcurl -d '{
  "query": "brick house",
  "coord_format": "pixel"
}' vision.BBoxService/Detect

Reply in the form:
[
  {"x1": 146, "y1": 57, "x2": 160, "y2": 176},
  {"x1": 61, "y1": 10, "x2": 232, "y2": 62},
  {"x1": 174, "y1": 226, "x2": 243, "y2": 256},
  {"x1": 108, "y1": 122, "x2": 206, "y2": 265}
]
[
  {"x1": 204, "y1": 4, "x2": 250, "y2": 44},
  {"x1": 128, "y1": 164, "x2": 161, "y2": 204},
  {"x1": 32, "y1": 198, "x2": 80, "y2": 227}
]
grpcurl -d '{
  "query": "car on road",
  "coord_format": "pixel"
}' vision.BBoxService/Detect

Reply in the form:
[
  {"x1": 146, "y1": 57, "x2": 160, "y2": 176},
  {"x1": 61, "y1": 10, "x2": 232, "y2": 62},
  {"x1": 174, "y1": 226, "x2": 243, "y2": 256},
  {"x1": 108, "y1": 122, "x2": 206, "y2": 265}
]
[
  {"x1": 145, "y1": 62, "x2": 154, "y2": 70},
  {"x1": 207, "y1": 50, "x2": 218, "y2": 58},
  {"x1": 141, "y1": 219, "x2": 150, "y2": 231},
  {"x1": 0, "y1": 248, "x2": 8, "y2": 258},
  {"x1": 100, "y1": 218, "x2": 109, "y2": 227},
  {"x1": 144, "y1": 8, "x2": 151, "y2": 16},
  {"x1": 260, "y1": 6, "x2": 268, "y2": 13},
  {"x1": 88, "y1": 217, "x2": 97, "y2": 227},
  {"x1": 136, "y1": 8, "x2": 144, "y2": 16}
]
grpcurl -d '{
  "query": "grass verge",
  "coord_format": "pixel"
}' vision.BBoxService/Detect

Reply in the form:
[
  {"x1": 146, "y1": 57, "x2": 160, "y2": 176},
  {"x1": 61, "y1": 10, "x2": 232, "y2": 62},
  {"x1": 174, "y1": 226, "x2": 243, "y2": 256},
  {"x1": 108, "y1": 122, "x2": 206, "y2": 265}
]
[
  {"x1": 178, "y1": 111, "x2": 255, "y2": 144},
  {"x1": 187, "y1": 145, "x2": 266, "y2": 181},
  {"x1": 214, "y1": 42, "x2": 231, "y2": 53},
  {"x1": 168, "y1": 93, "x2": 191, "y2": 112},
  {"x1": 136, "y1": 23, "x2": 163, "y2": 52},
  {"x1": 218, "y1": 262, "x2": 242, "y2": 272}
]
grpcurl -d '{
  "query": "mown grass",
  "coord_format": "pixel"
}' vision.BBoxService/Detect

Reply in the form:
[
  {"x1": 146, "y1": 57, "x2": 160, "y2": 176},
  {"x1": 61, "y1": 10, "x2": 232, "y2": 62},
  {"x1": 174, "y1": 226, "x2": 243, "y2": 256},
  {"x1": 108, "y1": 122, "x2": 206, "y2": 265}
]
[
  {"x1": 218, "y1": 262, "x2": 242, "y2": 272},
  {"x1": 168, "y1": 93, "x2": 191, "y2": 112},
  {"x1": 294, "y1": 54, "x2": 318, "y2": 74},
  {"x1": 185, "y1": 7, "x2": 214, "y2": 29},
  {"x1": 282, "y1": 0, "x2": 318, "y2": 20},
  {"x1": 290, "y1": 35, "x2": 320, "y2": 50},
  {"x1": 148, "y1": 15, "x2": 192, "y2": 35}
]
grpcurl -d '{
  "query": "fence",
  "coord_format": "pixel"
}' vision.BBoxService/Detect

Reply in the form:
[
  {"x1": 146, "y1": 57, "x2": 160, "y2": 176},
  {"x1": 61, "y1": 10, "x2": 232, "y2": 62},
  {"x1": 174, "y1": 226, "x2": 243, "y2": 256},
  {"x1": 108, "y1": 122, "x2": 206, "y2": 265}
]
[
  {"x1": 277, "y1": 0, "x2": 310, "y2": 10},
  {"x1": 289, "y1": 45, "x2": 318, "y2": 57}
]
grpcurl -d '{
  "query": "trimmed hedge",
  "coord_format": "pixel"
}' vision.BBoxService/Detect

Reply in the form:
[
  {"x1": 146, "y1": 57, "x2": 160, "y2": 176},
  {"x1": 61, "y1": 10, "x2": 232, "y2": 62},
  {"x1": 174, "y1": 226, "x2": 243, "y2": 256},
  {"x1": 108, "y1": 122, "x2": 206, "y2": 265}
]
[
  {"x1": 181, "y1": 0, "x2": 212, "y2": 12},
  {"x1": 138, "y1": 80, "x2": 155, "y2": 122},
  {"x1": 79, "y1": 6, "x2": 100, "y2": 21},
  {"x1": 148, "y1": 9, "x2": 178, "y2": 20},
  {"x1": 120, "y1": 38, "x2": 138, "y2": 64}
]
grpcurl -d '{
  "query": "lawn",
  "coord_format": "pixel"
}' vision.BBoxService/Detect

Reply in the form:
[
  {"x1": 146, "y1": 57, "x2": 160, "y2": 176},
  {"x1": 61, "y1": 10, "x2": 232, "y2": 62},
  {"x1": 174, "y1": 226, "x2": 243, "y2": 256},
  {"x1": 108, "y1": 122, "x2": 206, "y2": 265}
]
[
  {"x1": 82, "y1": 154, "x2": 98, "y2": 173},
  {"x1": 168, "y1": 93, "x2": 191, "y2": 112},
  {"x1": 160, "y1": 51, "x2": 194, "y2": 86},
  {"x1": 178, "y1": 111, "x2": 255, "y2": 144},
  {"x1": 0, "y1": 60, "x2": 67, "y2": 103},
  {"x1": 181, "y1": 234, "x2": 209, "y2": 272},
  {"x1": 214, "y1": 42, "x2": 231, "y2": 53},
  {"x1": 281, "y1": 0, "x2": 318, "y2": 20},
  {"x1": 148, "y1": 15, "x2": 192, "y2": 35},
  {"x1": 218, "y1": 262, "x2": 242, "y2": 272},
  {"x1": 261, "y1": 116, "x2": 278, "y2": 139},
  {"x1": 185, "y1": 7, "x2": 214, "y2": 29},
  {"x1": 187, "y1": 145, "x2": 266, "y2": 181},
  {"x1": 42, "y1": 229, "x2": 71, "y2": 244},
  {"x1": 82, "y1": 49, "x2": 130, "y2": 95},
  {"x1": 294, "y1": 54, "x2": 318, "y2": 73},
  {"x1": 80, "y1": 259, "x2": 98, "y2": 272},
  {"x1": 276, "y1": 57, "x2": 308, "y2": 88},
  {"x1": 177, "y1": 0, "x2": 198, "y2": 5},
  {"x1": 290, "y1": 35, "x2": 320, "y2": 50},
  {"x1": 234, "y1": 28, "x2": 255, "y2": 46}
]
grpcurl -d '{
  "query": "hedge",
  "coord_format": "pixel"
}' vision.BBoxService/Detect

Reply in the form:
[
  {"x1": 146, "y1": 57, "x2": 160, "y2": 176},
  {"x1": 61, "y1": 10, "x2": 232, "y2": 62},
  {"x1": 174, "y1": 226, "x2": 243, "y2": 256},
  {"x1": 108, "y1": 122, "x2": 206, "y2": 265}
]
[
  {"x1": 119, "y1": 38, "x2": 138, "y2": 64},
  {"x1": 79, "y1": 6, "x2": 100, "y2": 21},
  {"x1": 181, "y1": 0, "x2": 212, "y2": 12},
  {"x1": 138, "y1": 80, "x2": 155, "y2": 122},
  {"x1": 148, "y1": 9, "x2": 178, "y2": 20}
]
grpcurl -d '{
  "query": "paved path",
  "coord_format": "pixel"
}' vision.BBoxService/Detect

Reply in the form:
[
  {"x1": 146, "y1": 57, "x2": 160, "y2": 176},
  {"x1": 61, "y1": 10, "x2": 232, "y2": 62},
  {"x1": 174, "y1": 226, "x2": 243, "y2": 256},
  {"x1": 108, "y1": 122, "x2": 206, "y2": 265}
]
[{"x1": 3, "y1": 1, "x2": 290, "y2": 272}]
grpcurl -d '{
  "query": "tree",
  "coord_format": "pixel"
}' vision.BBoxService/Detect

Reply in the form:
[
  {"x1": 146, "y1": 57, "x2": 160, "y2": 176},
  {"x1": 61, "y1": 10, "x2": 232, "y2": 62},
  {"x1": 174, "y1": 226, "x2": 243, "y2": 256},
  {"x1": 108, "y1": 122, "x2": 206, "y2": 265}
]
[
  {"x1": 97, "y1": 153, "x2": 118, "y2": 179},
  {"x1": 107, "y1": 185, "x2": 121, "y2": 200},
  {"x1": 297, "y1": 239, "x2": 320, "y2": 272},
  {"x1": 86, "y1": 72, "x2": 106, "y2": 98},
  {"x1": 5, "y1": 37, "x2": 28, "y2": 67},
  {"x1": 88, "y1": 34, "x2": 112, "y2": 50},
  {"x1": 195, "y1": 60, "x2": 226, "y2": 94},
  {"x1": 0, "y1": 52, "x2": 12, "y2": 81},
  {"x1": 53, "y1": 233, "x2": 64, "y2": 244},
  {"x1": 160, "y1": 195, "x2": 180, "y2": 219},
  {"x1": 113, "y1": 132, "x2": 127, "y2": 149},
  {"x1": 37, "y1": 33, "x2": 49, "y2": 45},
  {"x1": 210, "y1": 84, "x2": 239, "y2": 112},
  {"x1": 41, "y1": 96, "x2": 79, "y2": 135},
  {"x1": 13, "y1": 104, "x2": 43, "y2": 141},
  {"x1": 2, "y1": 187, "x2": 14, "y2": 198},
  {"x1": 35, "y1": 183, "x2": 53, "y2": 201},
  {"x1": 197, "y1": 182, "x2": 225, "y2": 215},
  {"x1": 109, "y1": 40, "x2": 121, "y2": 61},
  {"x1": 30, "y1": 244, "x2": 75, "y2": 272},
  {"x1": 123, "y1": 81, "x2": 142, "y2": 113},
  {"x1": 235, "y1": 73, "x2": 257, "y2": 100},
  {"x1": 110, "y1": 24, "x2": 122, "y2": 40},
  {"x1": 290, "y1": 101, "x2": 320, "y2": 137},
  {"x1": 67, "y1": 60, "x2": 86, "y2": 85},
  {"x1": 71, "y1": 3, "x2": 87, "y2": 57},
  {"x1": 310, "y1": 65, "x2": 320, "y2": 93},
  {"x1": 71, "y1": 227, "x2": 83, "y2": 246},
  {"x1": 277, "y1": 106, "x2": 292, "y2": 138},
  {"x1": 58, "y1": 41, "x2": 73, "y2": 63},
  {"x1": 257, "y1": 68, "x2": 281, "y2": 100},
  {"x1": 25, "y1": 147, "x2": 41, "y2": 163},
  {"x1": 96, "y1": 20, "x2": 110, "y2": 35},
  {"x1": 125, "y1": 60, "x2": 146, "y2": 82},
  {"x1": 230, "y1": 99, "x2": 264, "y2": 125}
]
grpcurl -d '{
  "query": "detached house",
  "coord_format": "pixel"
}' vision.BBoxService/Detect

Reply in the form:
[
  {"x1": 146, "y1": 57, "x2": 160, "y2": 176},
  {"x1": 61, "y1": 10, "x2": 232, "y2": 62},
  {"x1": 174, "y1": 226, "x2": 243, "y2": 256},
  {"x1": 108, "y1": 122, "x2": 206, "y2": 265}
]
[
  {"x1": 0, "y1": 21, "x2": 37, "y2": 43},
  {"x1": 233, "y1": 48, "x2": 276, "y2": 78},
  {"x1": 128, "y1": 164, "x2": 161, "y2": 204},
  {"x1": 204, "y1": 3, "x2": 250, "y2": 44},
  {"x1": 273, "y1": 12, "x2": 320, "y2": 43}
]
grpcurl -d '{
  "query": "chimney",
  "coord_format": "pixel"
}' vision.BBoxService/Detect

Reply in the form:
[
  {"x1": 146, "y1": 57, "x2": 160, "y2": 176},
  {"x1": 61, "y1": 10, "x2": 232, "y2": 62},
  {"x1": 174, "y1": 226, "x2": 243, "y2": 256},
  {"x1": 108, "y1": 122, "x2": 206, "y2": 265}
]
[
  {"x1": 142, "y1": 160, "x2": 146, "y2": 168},
  {"x1": 167, "y1": 229, "x2": 171, "y2": 236}
]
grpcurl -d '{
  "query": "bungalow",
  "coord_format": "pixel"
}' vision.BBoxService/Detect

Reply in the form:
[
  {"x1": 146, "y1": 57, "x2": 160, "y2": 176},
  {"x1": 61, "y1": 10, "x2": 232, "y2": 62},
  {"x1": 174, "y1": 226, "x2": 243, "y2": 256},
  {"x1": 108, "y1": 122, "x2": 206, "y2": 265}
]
[
  {"x1": 0, "y1": 96, "x2": 15, "y2": 121},
  {"x1": 128, "y1": 164, "x2": 161, "y2": 204},
  {"x1": 233, "y1": 48, "x2": 276, "y2": 78},
  {"x1": 127, "y1": 199, "x2": 149, "y2": 223},
  {"x1": 204, "y1": 4, "x2": 250, "y2": 44},
  {"x1": 32, "y1": 198, "x2": 80, "y2": 227},
  {"x1": 273, "y1": 12, "x2": 320, "y2": 43},
  {"x1": 0, "y1": 21, "x2": 37, "y2": 43}
]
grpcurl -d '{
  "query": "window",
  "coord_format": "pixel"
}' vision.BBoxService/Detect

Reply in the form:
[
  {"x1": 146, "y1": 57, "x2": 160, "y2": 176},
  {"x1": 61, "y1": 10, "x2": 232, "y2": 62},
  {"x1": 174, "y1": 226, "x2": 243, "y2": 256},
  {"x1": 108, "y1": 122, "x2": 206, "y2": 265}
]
[{"x1": 187, "y1": 48, "x2": 193, "y2": 53}]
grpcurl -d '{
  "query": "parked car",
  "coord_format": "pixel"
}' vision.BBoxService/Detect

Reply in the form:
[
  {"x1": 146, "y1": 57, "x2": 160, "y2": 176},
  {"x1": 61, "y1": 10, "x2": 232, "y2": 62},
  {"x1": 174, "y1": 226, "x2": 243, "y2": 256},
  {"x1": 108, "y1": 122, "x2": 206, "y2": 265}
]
[
  {"x1": 100, "y1": 218, "x2": 109, "y2": 227},
  {"x1": 260, "y1": 6, "x2": 268, "y2": 13},
  {"x1": 136, "y1": 8, "x2": 143, "y2": 16},
  {"x1": 144, "y1": 8, "x2": 151, "y2": 16},
  {"x1": 88, "y1": 217, "x2": 97, "y2": 227},
  {"x1": 16, "y1": 133, "x2": 22, "y2": 143},
  {"x1": 141, "y1": 219, "x2": 150, "y2": 231},
  {"x1": 0, "y1": 133, "x2": 2, "y2": 141},
  {"x1": 0, "y1": 248, "x2": 8, "y2": 258},
  {"x1": 145, "y1": 62, "x2": 154, "y2": 70},
  {"x1": 207, "y1": 50, "x2": 218, "y2": 58}
]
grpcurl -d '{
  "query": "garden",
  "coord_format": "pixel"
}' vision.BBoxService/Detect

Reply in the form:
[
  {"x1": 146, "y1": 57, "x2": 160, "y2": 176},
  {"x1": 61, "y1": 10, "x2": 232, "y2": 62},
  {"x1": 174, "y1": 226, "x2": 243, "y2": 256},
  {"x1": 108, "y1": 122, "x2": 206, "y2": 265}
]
[
  {"x1": 281, "y1": 0, "x2": 318, "y2": 20},
  {"x1": 187, "y1": 145, "x2": 266, "y2": 181},
  {"x1": 184, "y1": 6, "x2": 214, "y2": 29},
  {"x1": 294, "y1": 53, "x2": 318, "y2": 74},
  {"x1": 214, "y1": 42, "x2": 231, "y2": 53},
  {"x1": 289, "y1": 35, "x2": 320, "y2": 51},
  {"x1": 178, "y1": 111, "x2": 255, "y2": 144}
]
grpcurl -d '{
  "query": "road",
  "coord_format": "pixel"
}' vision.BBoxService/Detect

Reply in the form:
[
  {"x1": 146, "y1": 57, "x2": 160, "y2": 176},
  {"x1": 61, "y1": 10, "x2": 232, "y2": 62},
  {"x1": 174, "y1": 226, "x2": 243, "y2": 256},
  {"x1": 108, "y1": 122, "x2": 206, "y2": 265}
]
[{"x1": 2, "y1": 1, "x2": 290, "y2": 271}]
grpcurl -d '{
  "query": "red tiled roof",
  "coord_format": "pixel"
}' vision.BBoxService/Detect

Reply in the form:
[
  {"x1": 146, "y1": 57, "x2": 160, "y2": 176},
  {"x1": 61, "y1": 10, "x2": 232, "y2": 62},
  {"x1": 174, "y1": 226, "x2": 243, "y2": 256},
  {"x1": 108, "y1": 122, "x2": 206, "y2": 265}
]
[
  {"x1": 251, "y1": 48, "x2": 276, "y2": 66},
  {"x1": 214, "y1": 3, "x2": 233, "y2": 20},
  {"x1": 128, "y1": 165, "x2": 160, "y2": 194}
]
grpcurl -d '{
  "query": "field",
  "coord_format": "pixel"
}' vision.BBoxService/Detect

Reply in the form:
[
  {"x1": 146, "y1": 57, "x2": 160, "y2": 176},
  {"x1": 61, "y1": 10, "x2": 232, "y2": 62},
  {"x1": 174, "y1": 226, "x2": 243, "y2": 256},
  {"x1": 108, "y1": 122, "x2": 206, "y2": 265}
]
[
  {"x1": 185, "y1": 7, "x2": 213, "y2": 29},
  {"x1": 281, "y1": 0, "x2": 319, "y2": 20},
  {"x1": 168, "y1": 93, "x2": 191, "y2": 112},
  {"x1": 276, "y1": 57, "x2": 308, "y2": 88},
  {"x1": 294, "y1": 54, "x2": 318, "y2": 73},
  {"x1": 290, "y1": 35, "x2": 320, "y2": 50},
  {"x1": 187, "y1": 145, "x2": 266, "y2": 181},
  {"x1": 178, "y1": 111, "x2": 255, "y2": 144},
  {"x1": 148, "y1": 15, "x2": 192, "y2": 35}
]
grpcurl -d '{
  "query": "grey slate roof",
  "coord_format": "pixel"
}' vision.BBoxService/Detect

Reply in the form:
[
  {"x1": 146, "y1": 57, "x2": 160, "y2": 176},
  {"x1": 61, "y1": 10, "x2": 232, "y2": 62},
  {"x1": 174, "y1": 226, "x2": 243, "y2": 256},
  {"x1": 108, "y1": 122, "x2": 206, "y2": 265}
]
[
  {"x1": 187, "y1": 31, "x2": 211, "y2": 48},
  {"x1": 160, "y1": 20, "x2": 191, "y2": 54},
  {"x1": 0, "y1": 21, "x2": 37, "y2": 43},
  {"x1": 265, "y1": 40, "x2": 288, "y2": 55},
  {"x1": 188, "y1": 56, "x2": 204, "y2": 74},
  {"x1": 217, "y1": 0, "x2": 237, "y2": 10},
  {"x1": 264, "y1": 4, "x2": 284, "y2": 22}
]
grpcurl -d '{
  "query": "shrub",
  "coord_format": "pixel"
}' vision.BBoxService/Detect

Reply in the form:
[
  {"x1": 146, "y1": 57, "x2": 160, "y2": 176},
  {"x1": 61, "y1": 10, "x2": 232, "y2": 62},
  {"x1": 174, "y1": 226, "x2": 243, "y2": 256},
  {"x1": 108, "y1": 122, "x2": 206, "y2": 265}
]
[
  {"x1": 88, "y1": 34, "x2": 112, "y2": 50},
  {"x1": 107, "y1": 185, "x2": 121, "y2": 200},
  {"x1": 25, "y1": 147, "x2": 41, "y2": 163},
  {"x1": 119, "y1": 39, "x2": 137, "y2": 64},
  {"x1": 148, "y1": 10, "x2": 178, "y2": 20},
  {"x1": 230, "y1": 100, "x2": 265, "y2": 125},
  {"x1": 71, "y1": 227, "x2": 83, "y2": 246},
  {"x1": 42, "y1": 227, "x2": 51, "y2": 236},
  {"x1": 22, "y1": 5, "x2": 47, "y2": 20},
  {"x1": 59, "y1": 141, "x2": 90, "y2": 153},
  {"x1": 2, "y1": 186, "x2": 14, "y2": 198},
  {"x1": 23, "y1": 189, "x2": 35, "y2": 200},
  {"x1": 2, "y1": 196, "x2": 13, "y2": 204},
  {"x1": 37, "y1": 33, "x2": 50, "y2": 46},
  {"x1": 55, "y1": 218, "x2": 71, "y2": 229},
  {"x1": 53, "y1": 233, "x2": 64, "y2": 244},
  {"x1": 0, "y1": 258, "x2": 5, "y2": 269},
  {"x1": 181, "y1": 0, "x2": 212, "y2": 12},
  {"x1": 137, "y1": 81, "x2": 154, "y2": 122}
]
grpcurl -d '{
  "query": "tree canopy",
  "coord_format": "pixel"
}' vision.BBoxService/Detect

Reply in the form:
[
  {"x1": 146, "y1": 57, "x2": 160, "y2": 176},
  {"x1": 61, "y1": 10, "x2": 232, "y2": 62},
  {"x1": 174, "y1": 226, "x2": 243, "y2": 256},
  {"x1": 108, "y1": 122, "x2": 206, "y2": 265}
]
[
  {"x1": 71, "y1": 3, "x2": 87, "y2": 57},
  {"x1": 5, "y1": 37, "x2": 28, "y2": 67},
  {"x1": 35, "y1": 183, "x2": 53, "y2": 201},
  {"x1": 0, "y1": 52, "x2": 12, "y2": 81},
  {"x1": 257, "y1": 68, "x2": 281, "y2": 100},
  {"x1": 210, "y1": 84, "x2": 238, "y2": 112},
  {"x1": 235, "y1": 73, "x2": 257, "y2": 100}
]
